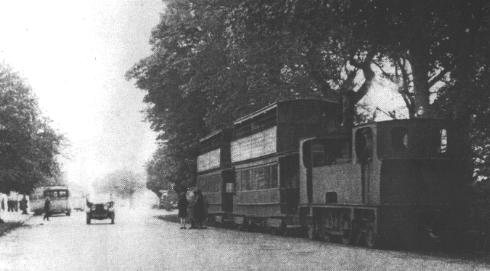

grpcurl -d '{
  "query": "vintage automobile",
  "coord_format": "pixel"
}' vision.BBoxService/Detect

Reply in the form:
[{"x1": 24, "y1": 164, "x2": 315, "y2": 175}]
[
  {"x1": 159, "y1": 189, "x2": 178, "y2": 210},
  {"x1": 86, "y1": 194, "x2": 115, "y2": 224}
]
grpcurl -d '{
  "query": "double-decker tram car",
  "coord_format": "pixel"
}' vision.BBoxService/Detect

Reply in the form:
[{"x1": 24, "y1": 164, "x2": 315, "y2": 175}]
[
  {"x1": 196, "y1": 129, "x2": 235, "y2": 225},
  {"x1": 230, "y1": 99, "x2": 340, "y2": 231},
  {"x1": 299, "y1": 119, "x2": 464, "y2": 248},
  {"x1": 196, "y1": 99, "x2": 465, "y2": 249}
]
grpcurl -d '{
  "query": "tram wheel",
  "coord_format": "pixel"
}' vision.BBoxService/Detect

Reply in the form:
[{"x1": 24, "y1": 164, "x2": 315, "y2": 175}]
[
  {"x1": 322, "y1": 234, "x2": 332, "y2": 242},
  {"x1": 364, "y1": 229, "x2": 377, "y2": 248},
  {"x1": 306, "y1": 225, "x2": 315, "y2": 240},
  {"x1": 281, "y1": 227, "x2": 290, "y2": 237}
]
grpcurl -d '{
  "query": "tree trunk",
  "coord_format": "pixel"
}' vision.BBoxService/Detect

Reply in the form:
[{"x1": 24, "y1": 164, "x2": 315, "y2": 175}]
[
  {"x1": 341, "y1": 91, "x2": 356, "y2": 132},
  {"x1": 341, "y1": 63, "x2": 375, "y2": 130},
  {"x1": 410, "y1": 49, "x2": 431, "y2": 118}
]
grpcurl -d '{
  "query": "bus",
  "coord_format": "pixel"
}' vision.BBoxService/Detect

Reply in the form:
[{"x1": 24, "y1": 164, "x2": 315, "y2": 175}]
[
  {"x1": 30, "y1": 186, "x2": 71, "y2": 216},
  {"x1": 44, "y1": 186, "x2": 71, "y2": 216}
]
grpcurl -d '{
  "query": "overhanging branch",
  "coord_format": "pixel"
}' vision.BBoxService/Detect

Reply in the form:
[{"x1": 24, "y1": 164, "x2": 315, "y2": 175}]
[{"x1": 428, "y1": 68, "x2": 450, "y2": 88}]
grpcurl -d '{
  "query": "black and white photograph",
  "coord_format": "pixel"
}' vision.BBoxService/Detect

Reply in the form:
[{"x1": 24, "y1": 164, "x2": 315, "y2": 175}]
[{"x1": 0, "y1": 0, "x2": 489, "y2": 270}]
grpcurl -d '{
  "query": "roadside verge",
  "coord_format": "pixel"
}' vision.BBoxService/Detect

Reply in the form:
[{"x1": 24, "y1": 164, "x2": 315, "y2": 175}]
[{"x1": 0, "y1": 213, "x2": 32, "y2": 237}]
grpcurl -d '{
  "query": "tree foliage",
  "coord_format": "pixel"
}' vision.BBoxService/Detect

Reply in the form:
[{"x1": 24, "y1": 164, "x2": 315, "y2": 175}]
[
  {"x1": 128, "y1": 0, "x2": 490, "y2": 189},
  {"x1": 93, "y1": 170, "x2": 145, "y2": 199},
  {"x1": 145, "y1": 145, "x2": 178, "y2": 196},
  {"x1": 0, "y1": 64, "x2": 64, "y2": 194}
]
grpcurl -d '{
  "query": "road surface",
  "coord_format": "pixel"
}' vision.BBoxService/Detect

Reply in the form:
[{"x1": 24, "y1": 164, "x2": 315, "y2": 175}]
[{"x1": 0, "y1": 208, "x2": 489, "y2": 271}]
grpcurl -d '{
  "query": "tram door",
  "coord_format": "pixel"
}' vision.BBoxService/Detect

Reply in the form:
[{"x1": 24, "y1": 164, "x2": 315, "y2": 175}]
[{"x1": 222, "y1": 169, "x2": 234, "y2": 213}]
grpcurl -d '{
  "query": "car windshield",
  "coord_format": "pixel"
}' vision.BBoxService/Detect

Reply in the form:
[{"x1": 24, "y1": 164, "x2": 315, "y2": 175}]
[{"x1": 87, "y1": 194, "x2": 113, "y2": 203}]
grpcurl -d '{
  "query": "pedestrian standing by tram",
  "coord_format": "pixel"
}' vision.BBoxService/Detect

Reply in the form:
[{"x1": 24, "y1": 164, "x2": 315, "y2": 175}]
[
  {"x1": 20, "y1": 195, "x2": 28, "y2": 214},
  {"x1": 43, "y1": 197, "x2": 51, "y2": 221},
  {"x1": 193, "y1": 190, "x2": 207, "y2": 229},
  {"x1": 178, "y1": 192, "x2": 188, "y2": 229}
]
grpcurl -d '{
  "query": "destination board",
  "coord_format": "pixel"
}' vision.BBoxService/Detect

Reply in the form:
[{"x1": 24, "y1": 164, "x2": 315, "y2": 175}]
[
  {"x1": 197, "y1": 148, "x2": 221, "y2": 172},
  {"x1": 231, "y1": 126, "x2": 277, "y2": 162}
]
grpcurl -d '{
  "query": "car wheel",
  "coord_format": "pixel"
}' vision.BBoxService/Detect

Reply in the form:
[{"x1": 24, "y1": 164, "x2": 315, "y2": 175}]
[
  {"x1": 66, "y1": 212, "x2": 71, "y2": 216},
  {"x1": 111, "y1": 214, "x2": 115, "y2": 224},
  {"x1": 86, "y1": 216, "x2": 91, "y2": 224}
]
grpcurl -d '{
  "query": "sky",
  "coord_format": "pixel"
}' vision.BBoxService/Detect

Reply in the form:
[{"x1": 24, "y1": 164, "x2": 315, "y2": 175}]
[{"x1": 0, "y1": 0, "x2": 164, "y2": 189}]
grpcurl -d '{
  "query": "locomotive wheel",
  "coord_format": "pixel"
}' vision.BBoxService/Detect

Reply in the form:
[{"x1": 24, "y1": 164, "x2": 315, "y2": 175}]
[
  {"x1": 317, "y1": 228, "x2": 331, "y2": 242},
  {"x1": 269, "y1": 227, "x2": 278, "y2": 235},
  {"x1": 341, "y1": 233, "x2": 351, "y2": 245},
  {"x1": 321, "y1": 233, "x2": 331, "y2": 242}
]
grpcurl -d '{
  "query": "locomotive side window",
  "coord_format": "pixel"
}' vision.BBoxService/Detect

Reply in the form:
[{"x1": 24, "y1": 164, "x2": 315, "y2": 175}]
[
  {"x1": 439, "y1": 128, "x2": 448, "y2": 154},
  {"x1": 428, "y1": 127, "x2": 448, "y2": 155},
  {"x1": 391, "y1": 127, "x2": 409, "y2": 152},
  {"x1": 355, "y1": 128, "x2": 373, "y2": 162}
]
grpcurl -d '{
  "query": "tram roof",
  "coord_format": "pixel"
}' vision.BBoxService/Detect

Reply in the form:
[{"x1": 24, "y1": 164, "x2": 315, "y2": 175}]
[
  {"x1": 233, "y1": 98, "x2": 338, "y2": 125},
  {"x1": 43, "y1": 186, "x2": 69, "y2": 191},
  {"x1": 354, "y1": 118, "x2": 451, "y2": 128},
  {"x1": 199, "y1": 129, "x2": 223, "y2": 143}
]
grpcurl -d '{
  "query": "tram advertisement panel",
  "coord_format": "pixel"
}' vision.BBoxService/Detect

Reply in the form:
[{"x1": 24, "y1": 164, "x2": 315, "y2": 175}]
[
  {"x1": 231, "y1": 126, "x2": 277, "y2": 162},
  {"x1": 197, "y1": 148, "x2": 221, "y2": 172}
]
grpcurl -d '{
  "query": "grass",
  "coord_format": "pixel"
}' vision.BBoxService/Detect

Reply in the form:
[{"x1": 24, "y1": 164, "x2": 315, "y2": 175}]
[{"x1": 0, "y1": 222, "x2": 23, "y2": 237}]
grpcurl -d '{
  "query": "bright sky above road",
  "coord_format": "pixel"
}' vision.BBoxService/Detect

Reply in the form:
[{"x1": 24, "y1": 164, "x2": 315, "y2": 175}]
[{"x1": 0, "y1": 0, "x2": 164, "y2": 188}]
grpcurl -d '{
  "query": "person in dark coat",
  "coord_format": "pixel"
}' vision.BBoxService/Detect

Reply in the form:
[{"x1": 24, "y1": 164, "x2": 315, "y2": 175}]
[
  {"x1": 20, "y1": 195, "x2": 28, "y2": 214},
  {"x1": 177, "y1": 192, "x2": 188, "y2": 229},
  {"x1": 192, "y1": 190, "x2": 207, "y2": 229},
  {"x1": 43, "y1": 197, "x2": 51, "y2": 221}
]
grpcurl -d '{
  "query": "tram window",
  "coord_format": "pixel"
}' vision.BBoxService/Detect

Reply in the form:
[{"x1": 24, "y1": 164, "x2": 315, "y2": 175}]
[
  {"x1": 242, "y1": 170, "x2": 251, "y2": 190},
  {"x1": 338, "y1": 140, "x2": 351, "y2": 161},
  {"x1": 225, "y1": 183, "x2": 234, "y2": 193},
  {"x1": 235, "y1": 172, "x2": 241, "y2": 191},
  {"x1": 236, "y1": 165, "x2": 278, "y2": 191},
  {"x1": 270, "y1": 165, "x2": 278, "y2": 188},
  {"x1": 200, "y1": 174, "x2": 221, "y2": 192},
  {"x1": 255, "y1": 167, "x2": 266, "y2": 189},
  {"x1": 311, "y1": 139, "x2": 351, "y2": 167},
  {"x1": 391, "y1": 127, "x2": 409, "y2": 152},
  {"x1": 355, "y1": 128, "x2": 373, "y2": 162}
]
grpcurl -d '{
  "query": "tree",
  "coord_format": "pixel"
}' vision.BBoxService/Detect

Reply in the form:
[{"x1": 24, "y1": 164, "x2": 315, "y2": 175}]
[
  {"x1": 146, "y1": 145, "x2": 178, "y2": 196},
  {"x1": 128, "y1": 0, "x2": 490, "y2": 189},
  {"x1": 93, "y1": 170, "x2": 145, "y2": 205},
  {"x1": 0, "y1": 64, "x2": 64, "y2": 194}
]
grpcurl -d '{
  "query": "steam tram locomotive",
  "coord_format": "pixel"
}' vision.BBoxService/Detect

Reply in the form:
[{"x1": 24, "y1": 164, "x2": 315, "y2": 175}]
[{"x1": 196, "y1": 99, "x2": 463, "y2": 248}]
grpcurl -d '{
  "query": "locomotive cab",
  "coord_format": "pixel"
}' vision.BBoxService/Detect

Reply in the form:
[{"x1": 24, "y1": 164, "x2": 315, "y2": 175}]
[{"x1": 374, "y1": 119, "x2": 463, "y2": 248}]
